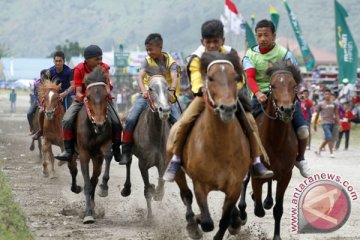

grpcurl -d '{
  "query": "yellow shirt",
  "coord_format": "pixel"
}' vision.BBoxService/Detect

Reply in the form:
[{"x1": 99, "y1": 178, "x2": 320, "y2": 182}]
[{"x1": 188, "y1": 45, "x2": 244, "y2": 95}]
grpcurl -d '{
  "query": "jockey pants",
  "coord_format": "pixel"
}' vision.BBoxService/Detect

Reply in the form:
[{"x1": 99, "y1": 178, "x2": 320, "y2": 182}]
[
  {"x1": 171, "y1": 96, "x2": 262, "y2": 159},
  {"x1": 62, "y1": 100, "x2": 122, "y2": 140},
  {"x1": 123, "y1": 93, "x2": 181, "y2": 133},
  {"x1": 27, "y1": 101, "x2": 39, "y2": 128}
]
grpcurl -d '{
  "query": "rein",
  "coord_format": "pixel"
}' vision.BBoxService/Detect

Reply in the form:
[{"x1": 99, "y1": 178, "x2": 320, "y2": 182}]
[
  {"x1": 204, "y1": 60, "x2": 235, "y2": 112},
  {"x1": 260, "y1": 70, "x2": 298, "y2": 120},
  {"x1": 84, "y1": 82, "x2": 108, "y2": 133}
]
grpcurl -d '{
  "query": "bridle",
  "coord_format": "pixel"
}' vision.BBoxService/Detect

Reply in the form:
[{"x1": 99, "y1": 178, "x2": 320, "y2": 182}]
[
  {"x1": 84, "y1": 82, "x2": 108, "y2": 133},
  {"x1": 261, "y1": 70, "x2": 298, "y2": 121},
  {"x1": 204, "y1": 60, "x2": 236, "y2": 112}
]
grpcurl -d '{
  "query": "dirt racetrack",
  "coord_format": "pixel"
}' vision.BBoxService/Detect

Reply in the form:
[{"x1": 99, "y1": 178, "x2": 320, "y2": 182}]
[{"x1": 0, "y1": 93, "x2": 359, "y2": 240}]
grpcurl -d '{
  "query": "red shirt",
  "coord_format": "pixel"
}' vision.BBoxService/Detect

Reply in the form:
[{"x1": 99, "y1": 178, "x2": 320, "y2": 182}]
[
  {"x1": 340, "y1": 110, "x2": 356, "y2": 131},
  {"x1": 301, "y1": 98, "x2": 314, "y2": 122},
  {"x1": 74, "y1": 62, "x2": 112, "y2": 95}
]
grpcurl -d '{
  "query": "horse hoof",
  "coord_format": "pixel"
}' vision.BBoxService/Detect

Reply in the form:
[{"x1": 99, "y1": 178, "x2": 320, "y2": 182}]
[
  {"x1": 83, "y1": 216, "x2": 95, "y2": 224},
  {"x1": 43, "y1": 171, "x2": 49, "y2": 178},
  {"x1": 49, "y1": 172, "x2": 57, "y2": 179},
  {"x1": 30, "y1": 144, "x2": 35, "y2": 151},
  {"x1": 263, "y1": 198, "x2": 274, "y2": 210},
  {"x1": 186, "y1": 222, "x2": 203, "y2": 239},
  {"x1": 200, "y1": 220, "x2": 214, "y2": 232},
  {"x1": 97, "y1": 188, "x2": 108, "y2": 198},
  {"x1": 71, "y1": 186, "x2": 83, "y2": 194},
  {"x1": 273, "y1": 235, "x2": 282, "y2": 240},
  {"x1": 121, "y1": 187, "x2": 131, "y2": 197},
  {"x1": 228, "y1": 225, "x2": 241, "y2": 235},
  {"x1": 254, "y1": 206, "x2": 265, "y2": 218}
]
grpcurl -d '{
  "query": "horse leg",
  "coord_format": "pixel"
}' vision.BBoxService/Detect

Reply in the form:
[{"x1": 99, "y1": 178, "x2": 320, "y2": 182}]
[
  {"x1": 48, "y1": 146, "x2": 56, "y2": 179},
  {"x1": 80, "y1": 156, "x2": 94, "y2": 224},
  {"x1": 214, "y1": 194, "x2": 239, "y2": 240},
  {"x1": 154, "y1": 165, "x2": 165, "y2": 201},
  {"x1": 273, "y1": 174, "x2": 292, "y2": 240},
  {"x1": 139, "y1": 163, "x2": 155, "y2": 219},
  {"x1": 193, "y1": 182, "x2": 213, "y2": 232},
  {"x1": 89, "y1": 157, "x2": 103, "y2": 220},
  {"x1": 252, "y1": 178, "x2": 265, "y2": 217},
  {"x1": 57, "y1": 144, "x2": 66, "y2": 166},
  {"x1": 175, "y1": 169, "x2": 202, "y2": 240},
  {"x1": 68, "y1": 155, "x2": 82, "y2": 194},
  {"x1": 30, "y1": 139, "x2": 35, "y2": 151},
  {"x1": 98, "y1": 149, "x2": 112, "y2": 197},
  {"x1": 42, "y1": 141, "x2": 49, "y2": 177},
  {"x1": 263, "y1": 180, "x2": 274, "y2": 210},
  {"x1": 121, "y1": 158, "x2": 132, "y2": 197},
  {"x1": 238, "y1": 172, "x2": 250, "y2": 225},
  {"x1": 38, "y1": 138, "x2": 42, "y2": 161}
]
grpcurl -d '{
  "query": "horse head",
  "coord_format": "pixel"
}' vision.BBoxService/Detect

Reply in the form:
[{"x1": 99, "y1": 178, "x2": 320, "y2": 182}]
[
  {"x1": 201, "y1": 51, "x2": 243, "y2": 122},
  {"x1": 266, "y1": 59, "x2": 301, "y2": 122},
  {"x1": 84, "y1": 67, "x2": 109, "y2": 134},
  {"x1": 39, "y1": 80, "x2": 62, "y2": 120},
  {"x1": 147, "y1": 75, "x2": 171, "y2": 120}
]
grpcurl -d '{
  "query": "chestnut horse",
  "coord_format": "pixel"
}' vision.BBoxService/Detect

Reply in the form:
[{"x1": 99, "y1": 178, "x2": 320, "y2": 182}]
[
  {"x1": 37, "y1": 80, "x2": 65, "y2": 178},
  {"x1": 98, "y1": 75, "x2": 171, "y2": 219},
  {"x1": 166, "y1": 52, "x2": 251, "y2": 240},
  {"x1": 238, "y1": 60, "x2": 302, "y2": 240},
  {"x1": 66, "y1": 67, "x2": 112, "y2": 224}
]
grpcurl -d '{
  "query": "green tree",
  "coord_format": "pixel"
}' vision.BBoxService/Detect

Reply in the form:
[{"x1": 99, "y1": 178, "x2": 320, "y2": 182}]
[
  {"x1": 0, "y1": 43, "x2": 10, "y2": 59},
  {"x1": 50, "y1": 39, "x2": 85, "y2": 62}
]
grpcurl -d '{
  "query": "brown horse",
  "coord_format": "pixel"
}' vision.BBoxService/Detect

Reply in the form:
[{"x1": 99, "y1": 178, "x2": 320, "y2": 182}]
[
  {"x1": 66, "y1": 67, "x2": 112, "y2": 224},
  {"x1": 238, "y1": 60, "x2": 302, "y2": 240},
  {"x1": 37, "y1": 80, "x2": 65, "y2": 178},
  {"x1": 166, "y1": 52, "x2": 251, "y2": 240}
]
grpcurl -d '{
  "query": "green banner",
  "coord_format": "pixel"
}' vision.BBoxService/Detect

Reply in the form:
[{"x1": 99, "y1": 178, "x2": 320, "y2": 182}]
[
  {"x1": 283, "y1": 0, "x2": 315, "y2": 72},
  {"x1": 335, "y1": 0, "x2": 358, "y2": 84},
  {"x1": 269, "y1": 5, "x2": 279, "y2": 32},
  {"x1": 241, "y1": 21, "x2": 256, "y2": 49}
]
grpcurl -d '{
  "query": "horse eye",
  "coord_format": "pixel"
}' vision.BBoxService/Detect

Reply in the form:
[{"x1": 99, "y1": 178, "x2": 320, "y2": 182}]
[
  {"x1": 149, "y1": 87, "x2": 153, "y2": 91},
  {"x1": 208, "y1": 76, "x2": 214, "y2": 82},
  {"x1": 235, "y1": 75, "x2": 242, "y2": 82}
]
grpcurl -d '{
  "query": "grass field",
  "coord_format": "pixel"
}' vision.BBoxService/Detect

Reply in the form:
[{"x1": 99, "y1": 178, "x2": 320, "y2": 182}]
[{"x1": 0, "y1": 171, "x2": 33, "y2": 240}]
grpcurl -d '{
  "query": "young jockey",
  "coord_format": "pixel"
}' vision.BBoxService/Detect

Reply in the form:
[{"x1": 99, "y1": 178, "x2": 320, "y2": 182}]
[
  {"x1": 55, "y1": 45, "x2": 122, "y2": 162},
  {"x1": 120, "y1": 33, "x2": 181, "y2": 165},
  {"x1": 32, "y1": 51, "x2": 73, "y2": 140},
  {"x1": 27, "y1": 69, "x2": 47, "y2": 135},
  {"x1": 243, "y1": 19, "x2": 311, "y2": 178},
  {"x1": 163, "y1": 19, "x2": 273, "y2": 182}
]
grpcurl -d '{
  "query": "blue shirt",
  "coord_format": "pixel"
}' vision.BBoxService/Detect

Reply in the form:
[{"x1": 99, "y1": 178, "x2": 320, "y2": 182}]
[{"x1": 49, "y1": 64, "x2": 73, "y2": 94}]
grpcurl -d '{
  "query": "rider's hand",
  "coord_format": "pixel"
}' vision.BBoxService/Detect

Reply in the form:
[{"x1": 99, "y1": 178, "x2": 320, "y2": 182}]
[
  {"x1": 168, "y1": 88, "x2": 176, "y2": 103},
  {"x1": 75, "y1": 94, "x2": 84, "y2": 102},
  {"x1": 255, "y1": 91, "x2": 267, "y2": 103},
  {"x1": 142, "y1": 91, "x2": 149, "y2": 99}
]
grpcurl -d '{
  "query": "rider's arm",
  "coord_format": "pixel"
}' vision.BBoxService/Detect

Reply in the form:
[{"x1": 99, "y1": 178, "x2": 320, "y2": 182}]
[
  {"x1": 73, "y1": 68, "x2": 84, "y2": 101},
  {"x1": 188, "y1": 57, "x2": 203, "y2": 96},
  {"x1": 137, "y1": 68, "x2": 148, "y2": 98},
  {"x1": 169, "y1": 63, "x2": 179, "y2": 90},
  {"x1": 243, "y1": 56, "x2": 267, "y2": 103}
]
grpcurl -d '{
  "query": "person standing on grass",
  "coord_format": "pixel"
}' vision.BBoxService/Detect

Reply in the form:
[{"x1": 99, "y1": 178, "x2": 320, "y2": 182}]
[{"x1": 313, "y1": 88, "x2": 340, "y2": 158}]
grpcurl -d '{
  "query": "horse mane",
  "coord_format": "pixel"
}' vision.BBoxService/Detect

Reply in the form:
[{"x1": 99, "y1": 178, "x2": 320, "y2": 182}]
[
  {"x1": 200, "y1": 51, "x2": 243, "y2": 78},
  {"x1": 38, "y1": 79, "x2": 59, "y2": 100},
  {"x1": 265, "y1": 60, "x2": 302, "y2": 84},
  {"x1": 85, "y1": 66, "x2": 107, "y2": 86}
]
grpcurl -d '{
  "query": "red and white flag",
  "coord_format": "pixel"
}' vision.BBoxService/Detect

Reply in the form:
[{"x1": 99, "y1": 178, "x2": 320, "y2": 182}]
[{"x1": 221, "y1": 0, "x2": 243, "y2": 35}]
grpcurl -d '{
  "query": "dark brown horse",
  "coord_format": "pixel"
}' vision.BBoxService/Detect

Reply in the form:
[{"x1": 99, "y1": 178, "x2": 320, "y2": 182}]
[
  {"x1": 66, "y1": 67, "x2": 112, "y2": 224},
  {"x1": 37, "y1": 80, "x2": 65, "y2": 178},
  {"x1": 166, "y1": 52, "x2": 251, "y2": 240},
  {"x1": 98, "y1": 75, "x2": 171, "y2": 219},
  {"x1": 238, "y1": 60, "x2": 302, "y2": 240}
]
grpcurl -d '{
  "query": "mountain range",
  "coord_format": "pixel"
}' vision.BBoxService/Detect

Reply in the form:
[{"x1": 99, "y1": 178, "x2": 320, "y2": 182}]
[{"x1": 0, "y1": 0, "x2": 359, "y2": 58}]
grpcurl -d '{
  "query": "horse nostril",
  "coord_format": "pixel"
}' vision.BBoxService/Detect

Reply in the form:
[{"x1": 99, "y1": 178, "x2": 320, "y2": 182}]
[{"x1": 280, "y1": 106, "x2": 285, "y2": 112}]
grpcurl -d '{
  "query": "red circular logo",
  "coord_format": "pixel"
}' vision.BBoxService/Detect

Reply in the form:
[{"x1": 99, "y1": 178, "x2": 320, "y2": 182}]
[{"x1": 300, "y1": 181, "x2": 350, "y2": 232}]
